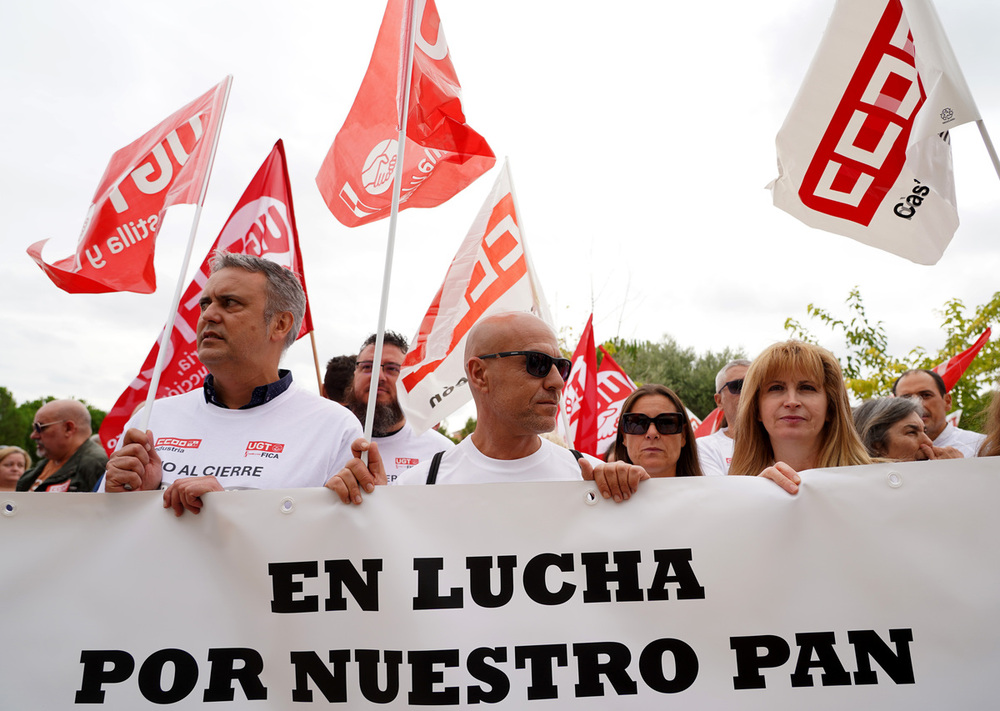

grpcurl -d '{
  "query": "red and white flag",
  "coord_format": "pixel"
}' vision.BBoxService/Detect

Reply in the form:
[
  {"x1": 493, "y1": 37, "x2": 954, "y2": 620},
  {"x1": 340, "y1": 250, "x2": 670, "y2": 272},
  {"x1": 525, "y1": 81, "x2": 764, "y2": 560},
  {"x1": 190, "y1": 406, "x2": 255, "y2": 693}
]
[
  {"x1": 933, "y1": 327, "x2": 991, "y2": 392},
  {"x1": 28, "y1": 78, "x2": 231, "y2": 293},
  {"x1": 695, "y1": 407, "x2": 725, "y2": 438},
  {"x1": 397, "y1": 160, "x2": 548, "y2": 433},
  {"x1": 316, "y1": 0, "x2": 495, "y2": 227},
  {"x1": 98, "y1": 140, "x2": 311, "y2": 452},
  {"x1": 563, "y1": 315, "x2": 598, "y2": 456},
  {"x1": 769, "y1": 0, "x2": 980, "y2": 265},
  {"x1": 594, "y1": 347, "x2": 637, "y2": 457}
]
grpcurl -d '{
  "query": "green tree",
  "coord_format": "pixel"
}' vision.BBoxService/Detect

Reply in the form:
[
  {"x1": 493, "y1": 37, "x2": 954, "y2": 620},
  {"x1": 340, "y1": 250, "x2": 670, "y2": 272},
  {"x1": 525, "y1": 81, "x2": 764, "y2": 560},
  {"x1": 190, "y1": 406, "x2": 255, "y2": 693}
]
[
  {"x1": 1, "y1": 393, "x2": 108, "y2": 455},
  {"x1": 785, "y1": 288, "x2": 1000, "y2": 432},
  {"x1": 601, "y1": 337, "x2": 745, "y2": 419}
]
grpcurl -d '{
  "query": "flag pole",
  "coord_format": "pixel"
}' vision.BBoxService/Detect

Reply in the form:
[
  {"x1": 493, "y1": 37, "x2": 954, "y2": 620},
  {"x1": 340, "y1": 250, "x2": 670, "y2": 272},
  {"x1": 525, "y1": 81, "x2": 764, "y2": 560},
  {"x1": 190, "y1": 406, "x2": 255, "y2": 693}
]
[
  {"x1": 976, "y1": 120, "x2": 1000, "y2": 183},
  {"x1": 310, "y1": 331, "x2": 324, "y2": 395},
  {"x1": 504, "y1": 157, "x2": 575, "y2": 444},
  {"x1": 138, "y1": 75, "x2": 233, "y2": 431},
  {"x1": 361, "y1": 0, "x2": 419, "y2": 455}
]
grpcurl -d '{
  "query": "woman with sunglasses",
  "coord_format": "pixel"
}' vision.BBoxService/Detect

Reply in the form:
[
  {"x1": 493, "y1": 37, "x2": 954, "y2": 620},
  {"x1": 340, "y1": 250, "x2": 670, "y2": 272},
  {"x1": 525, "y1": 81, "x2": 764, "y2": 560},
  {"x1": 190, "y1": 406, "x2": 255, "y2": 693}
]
[
  {"x1": 613, "y1": 384, "x2": 703, "y2": 478},
  {"x1": 729, "y1": 340, "x2": 870, "y2": 493}
]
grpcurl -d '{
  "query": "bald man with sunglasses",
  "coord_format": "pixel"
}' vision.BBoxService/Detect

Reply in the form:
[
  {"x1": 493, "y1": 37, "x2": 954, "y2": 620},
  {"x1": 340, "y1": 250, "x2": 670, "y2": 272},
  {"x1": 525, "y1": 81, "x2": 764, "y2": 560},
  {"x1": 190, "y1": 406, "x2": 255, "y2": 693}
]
[{"x1": 327, "y1": 312, "x2": 648, "y2": 502}]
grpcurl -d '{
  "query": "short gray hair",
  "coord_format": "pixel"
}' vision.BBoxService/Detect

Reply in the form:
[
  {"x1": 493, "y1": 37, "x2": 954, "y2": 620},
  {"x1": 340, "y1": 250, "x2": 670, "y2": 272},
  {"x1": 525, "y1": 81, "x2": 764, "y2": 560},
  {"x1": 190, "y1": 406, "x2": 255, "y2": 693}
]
[
  {"x1": 853, "y1": 397, "x2": 924, "y2": 457},
  {"x1": 715, "y1": 358, "x2": 752, "y2": 392},
  {"x1": 210, "y1": 251, "x2": 305, "y2": 350}
]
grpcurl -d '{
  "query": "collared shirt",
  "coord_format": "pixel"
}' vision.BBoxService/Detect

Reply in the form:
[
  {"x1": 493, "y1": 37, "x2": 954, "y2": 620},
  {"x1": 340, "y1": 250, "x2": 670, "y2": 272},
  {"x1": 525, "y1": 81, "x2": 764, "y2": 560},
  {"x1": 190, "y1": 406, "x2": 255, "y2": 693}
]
[{"x1": 203, "y1": 369, "x2": 293, "y2": 410}]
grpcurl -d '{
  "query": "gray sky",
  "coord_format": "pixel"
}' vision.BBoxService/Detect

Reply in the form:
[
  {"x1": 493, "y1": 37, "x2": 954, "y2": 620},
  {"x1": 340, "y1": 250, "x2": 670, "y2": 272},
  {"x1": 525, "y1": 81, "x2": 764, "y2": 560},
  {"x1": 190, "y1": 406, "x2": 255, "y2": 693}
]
[{"x1": 2, "y1": 0, "x2": 998, "y2": 430}]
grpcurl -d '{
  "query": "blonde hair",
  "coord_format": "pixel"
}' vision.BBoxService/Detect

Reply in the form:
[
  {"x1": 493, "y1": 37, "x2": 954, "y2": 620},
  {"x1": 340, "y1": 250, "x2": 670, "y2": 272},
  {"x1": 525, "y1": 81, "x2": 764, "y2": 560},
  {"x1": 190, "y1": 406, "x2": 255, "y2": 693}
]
[
  {"x1": 729, "y1": 341, "x2": 870, "y2": 475},
  {"x1": 0, "y1": 446, "x2": 31, "y2": 471},
  {"x1": 979, "y1": 389, "x2": 1000, "y2": 457}
]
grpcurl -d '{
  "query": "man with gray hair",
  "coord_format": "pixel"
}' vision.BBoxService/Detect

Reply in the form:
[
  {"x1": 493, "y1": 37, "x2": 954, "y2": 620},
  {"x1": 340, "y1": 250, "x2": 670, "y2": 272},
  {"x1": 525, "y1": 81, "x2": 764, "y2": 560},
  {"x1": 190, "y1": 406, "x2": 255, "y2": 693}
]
[
  {"x1": 696, "y1": 358, "x2": 751, "y2": 476},
  {"x1": 103, "y1": 251, "x2": 362, "y2": 514},
  {"x1": 18, "y1": 399, "x2": 107, "y2": 492}
]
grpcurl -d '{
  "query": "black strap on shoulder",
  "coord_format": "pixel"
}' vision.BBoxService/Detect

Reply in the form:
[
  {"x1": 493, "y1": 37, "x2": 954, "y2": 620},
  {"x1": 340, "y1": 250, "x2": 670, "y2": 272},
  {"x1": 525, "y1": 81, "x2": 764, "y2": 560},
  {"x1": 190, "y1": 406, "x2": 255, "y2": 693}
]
[
  {"x1": 570, "y1": 449, "x2": 583, "y2": 461},
  {"x1": 426, "y1": 451, "x2": 446, "y2": 485}
]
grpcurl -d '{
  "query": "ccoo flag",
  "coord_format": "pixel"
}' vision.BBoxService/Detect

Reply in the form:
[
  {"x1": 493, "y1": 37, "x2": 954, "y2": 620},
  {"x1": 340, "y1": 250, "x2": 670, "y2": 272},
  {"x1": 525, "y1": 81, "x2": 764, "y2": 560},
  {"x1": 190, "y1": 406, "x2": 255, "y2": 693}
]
[
  {"x1": 97, "y1": 140, "x2": 312, "y2": 453},
  {"x1": 316, "y1": 0, "x2": 495, "y2": 227},
  {"x1": 397, "y1": 159, "x2": 548, "y2": 433},
  {"x1": 769, "y1": 0, "x2": 980, "y2": 265},
  {"x1": 28, "y1": 78, "x2": 231, "y2": 293},
  {"x1": 594, "y1": 347, "x2": 637, "y2": 457}
]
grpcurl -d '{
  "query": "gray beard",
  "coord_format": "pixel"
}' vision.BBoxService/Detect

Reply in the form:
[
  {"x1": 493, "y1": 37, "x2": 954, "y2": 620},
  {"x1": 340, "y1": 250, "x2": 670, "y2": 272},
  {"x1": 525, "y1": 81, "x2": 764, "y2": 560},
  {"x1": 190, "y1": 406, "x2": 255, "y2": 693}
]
[{"x1": 347, "y1": 396, "x2": 405, "y2": 437}]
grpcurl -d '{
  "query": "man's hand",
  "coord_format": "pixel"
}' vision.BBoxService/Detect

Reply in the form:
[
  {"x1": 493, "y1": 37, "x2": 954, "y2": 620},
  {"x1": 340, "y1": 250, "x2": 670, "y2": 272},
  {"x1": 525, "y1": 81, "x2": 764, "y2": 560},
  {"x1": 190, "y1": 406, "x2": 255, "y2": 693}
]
[
  {"x1": 325, "y1": 438, "x2": 388, "y2": 505},
  {"x1": 758, "y1": 461, "x2": 800, "y2": 495},
  {"x1": 162, "y1": 476, "x2": 225, "y2": 516},
  {"x1": 580, "y1": 459, "x2": 649, "y2": 502},
  {"x1": 105, "y1": 428, "x2": 163, "y2": 492}
]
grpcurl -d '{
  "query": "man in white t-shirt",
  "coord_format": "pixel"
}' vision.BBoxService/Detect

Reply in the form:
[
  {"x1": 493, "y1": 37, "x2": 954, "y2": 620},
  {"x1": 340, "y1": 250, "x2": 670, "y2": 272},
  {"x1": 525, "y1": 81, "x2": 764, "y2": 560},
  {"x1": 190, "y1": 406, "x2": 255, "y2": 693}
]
[
  {"x1": 327, "y1": 312, "x2": 647, "y2": 503},
  {"x1": 892, "y1": 369, "x2": 984, "y2": 458},
  {"x1": 103, "y1": 252, "x2": 362, "y2": 515},
  {"x1": 697, "y1": 359, "x2": 751, "y2": 476},
  {"x1": 345, "y1": 331, "x2": 454, "y2": 484}
]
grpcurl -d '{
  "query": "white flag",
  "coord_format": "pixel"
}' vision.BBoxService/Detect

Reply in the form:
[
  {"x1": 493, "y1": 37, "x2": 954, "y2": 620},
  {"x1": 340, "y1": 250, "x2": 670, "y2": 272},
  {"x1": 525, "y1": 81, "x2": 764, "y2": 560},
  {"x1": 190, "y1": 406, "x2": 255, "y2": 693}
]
[
  {"x1": 398, "y1": 160, "x2": 550, "y2": 433},
  {"x1": 769, "y1": 0, "x2": 980, "y2": 264}
]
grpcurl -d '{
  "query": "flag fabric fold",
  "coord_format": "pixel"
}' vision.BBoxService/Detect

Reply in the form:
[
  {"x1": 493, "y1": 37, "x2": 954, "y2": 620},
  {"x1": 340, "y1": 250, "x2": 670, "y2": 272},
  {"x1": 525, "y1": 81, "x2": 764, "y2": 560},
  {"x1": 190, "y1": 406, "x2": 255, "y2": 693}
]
[
  {"x1": 695, "y1": 407, "x2": 725, "y2": 438},
  {"x1": 769, "y1": 0, "x2": 980, "y2": 265},
  {"x1": 28, "y1": 78, "x2": 231, "y2": 293},
  {"x1": 316, "y1": 0, "x2": 495, "y2": 227},
  {"x1": 933, "y1": 327, "x2": 991, "y2": 392},
  {"x1": 563, "y1": 315, "x2": 598, "y2": 456},
  {"x1": 397, "y1": 160, "x2": 547, "y2": 433},
  {"x1": 594, "y1": 347, "x2": 637, "y2": 457},
  {"x1": 98, "y1": 140, "x2": 312, "y2": 452}
]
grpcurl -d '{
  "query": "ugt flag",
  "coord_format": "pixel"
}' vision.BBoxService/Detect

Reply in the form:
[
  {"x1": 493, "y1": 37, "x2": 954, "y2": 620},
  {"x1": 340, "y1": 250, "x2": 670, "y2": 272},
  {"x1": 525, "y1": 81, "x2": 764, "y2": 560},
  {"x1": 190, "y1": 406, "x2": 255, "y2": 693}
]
[
  {"x1": 316, "y1": 0, "x2": 495, "y2": 227},
  {"x1": 594, "y1": 347, "x2": 637, "y2": 458},
  {"x1": 563, "y1": 315, "x2": 598, "y2": 456},
  {"x1": 769, "y1": 0, "x2": 980, "y2": 265},
  {"x1": 98, "y1": 140, "x2": 311, "y2": 453},
  {"x1": 28, "y1": 77, "x2": 231, "y2": 293},
  {"x1": 397, "y1": 159, "x2": 549, "y2": 433},
  {"x1": 933, "y1": 327, "x2": 991, "y2": 392}
]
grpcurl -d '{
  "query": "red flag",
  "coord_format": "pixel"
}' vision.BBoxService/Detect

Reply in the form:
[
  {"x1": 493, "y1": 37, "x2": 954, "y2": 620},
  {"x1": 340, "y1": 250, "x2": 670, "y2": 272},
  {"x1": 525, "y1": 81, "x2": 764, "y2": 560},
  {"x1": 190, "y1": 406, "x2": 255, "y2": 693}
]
[
  {"x1": 595, "y1": 347, "x2": 637, "y2": 457},
  {"x1": 28, "y1": 78, "x2": 231, "y2": 293},
  {"x1": 316, "y1": 0, "x2": 495, "y2": 227},
  {"x1": 769, "y1": 0, "x2": 980, "y2": 264},
  {"x1": 564, "y1": 315, "x2": 598, "y2": 456},
  {"x1": 933, "y1": 328, "x2": 991, "y2": 392},
  {"x1": 694, "y1": 407, "x2": 725, "y2": 438},
  {"x1": 97, "y1": 140, "x2": 311, "y2": 453},
  {"x1": 397, "y1": 160, "x2": 548, "y2": 433}
]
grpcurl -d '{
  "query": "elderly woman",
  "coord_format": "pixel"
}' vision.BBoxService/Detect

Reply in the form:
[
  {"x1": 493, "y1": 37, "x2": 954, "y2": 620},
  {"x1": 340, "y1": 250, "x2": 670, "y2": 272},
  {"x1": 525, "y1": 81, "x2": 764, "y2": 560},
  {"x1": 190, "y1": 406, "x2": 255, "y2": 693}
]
[
  {"x1": 853, "y1": 397, "x2": 936, "y2": 461},
  {"x1": 613, "y1": 384, "x2": 702, "y2": 477},
  {"x1": 0, "y1": 446, "x2": 32, "y2": 491},
  {"x1": 729, "y1": 341, "x2": 870, "y2": 493}
]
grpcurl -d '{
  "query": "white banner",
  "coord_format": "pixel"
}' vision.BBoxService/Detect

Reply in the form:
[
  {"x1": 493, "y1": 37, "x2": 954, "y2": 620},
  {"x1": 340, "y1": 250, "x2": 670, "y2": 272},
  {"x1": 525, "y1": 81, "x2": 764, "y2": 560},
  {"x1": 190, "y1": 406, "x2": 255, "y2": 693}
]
[{"x1": 2, "y1": 458, "x2": 999, "y2": 708}]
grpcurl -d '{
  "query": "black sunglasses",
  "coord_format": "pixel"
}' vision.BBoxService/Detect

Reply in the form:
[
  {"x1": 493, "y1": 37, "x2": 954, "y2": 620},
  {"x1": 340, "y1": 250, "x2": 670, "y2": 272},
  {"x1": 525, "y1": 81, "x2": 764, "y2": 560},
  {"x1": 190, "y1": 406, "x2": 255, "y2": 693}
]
[
  {"x1": 621, "y1": 412, "x2": 685, "y2": 436},
  {"x1": 719, "y1": 378, "x2": 744, "y2": 395},
  {"x1": 478, "y1": 351, "x2": 573, "y2": 380}
]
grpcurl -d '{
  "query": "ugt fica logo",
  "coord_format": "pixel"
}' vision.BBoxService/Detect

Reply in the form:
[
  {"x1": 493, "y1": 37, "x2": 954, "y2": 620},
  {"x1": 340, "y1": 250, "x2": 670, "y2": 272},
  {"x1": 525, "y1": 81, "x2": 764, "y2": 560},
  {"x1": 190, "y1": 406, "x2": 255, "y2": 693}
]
[
  {"x1": 361, "y1": 139, "x2": 398, "y2": 195},
  {"x1": 244, "y1": 441, "x2": 285, "y2": 459}
]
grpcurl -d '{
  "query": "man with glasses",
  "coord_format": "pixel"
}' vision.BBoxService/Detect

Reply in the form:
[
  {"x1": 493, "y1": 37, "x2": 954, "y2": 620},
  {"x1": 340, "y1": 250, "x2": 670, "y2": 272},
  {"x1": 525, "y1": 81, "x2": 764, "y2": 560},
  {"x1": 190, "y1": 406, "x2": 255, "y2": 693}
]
[
  {"x1": 345, "y1": 331, "x2": 453, "y2": 483},
  {"x1": 18, "y1": 399, "x2": 107, "y2": 492},
  {"x1": 327, "y1": 312, "x2": 646, "y2": 501},
  {"x1": 697, "y1": 359, "x2": 751, "y2": 476}
]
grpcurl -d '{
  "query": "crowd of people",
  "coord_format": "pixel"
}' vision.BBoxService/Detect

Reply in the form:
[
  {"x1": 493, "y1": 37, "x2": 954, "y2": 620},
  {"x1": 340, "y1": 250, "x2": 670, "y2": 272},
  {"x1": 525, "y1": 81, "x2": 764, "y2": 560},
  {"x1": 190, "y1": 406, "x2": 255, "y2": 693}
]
[{"x1": 3, "y1": 251, "x2": 996, "y2": 504}]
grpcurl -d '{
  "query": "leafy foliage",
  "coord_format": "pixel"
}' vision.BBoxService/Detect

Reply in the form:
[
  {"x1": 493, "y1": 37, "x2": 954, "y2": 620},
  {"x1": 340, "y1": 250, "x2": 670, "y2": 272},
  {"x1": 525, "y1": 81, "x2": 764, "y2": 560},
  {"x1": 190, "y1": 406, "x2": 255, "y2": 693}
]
[{"x1": 785, "y1": 287, "x2": 1000, "y2": 432}]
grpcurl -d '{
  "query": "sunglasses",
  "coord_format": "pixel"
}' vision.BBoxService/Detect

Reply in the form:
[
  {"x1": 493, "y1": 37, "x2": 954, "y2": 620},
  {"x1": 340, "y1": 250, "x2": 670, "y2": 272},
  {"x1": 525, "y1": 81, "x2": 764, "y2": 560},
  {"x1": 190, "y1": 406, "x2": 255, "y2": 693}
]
[
  {"x1": 478, "y1": 351, "x2": 573, "y2": 380},
  {"x1": 621, "y1": 412, "x2": 685, "y2": 436},
  {"x1": 33, "y1": 419, "x2": 70, "y2": 435},
  {"x1": 719, "y1": 378, "x2": 744, "y2": 395}
]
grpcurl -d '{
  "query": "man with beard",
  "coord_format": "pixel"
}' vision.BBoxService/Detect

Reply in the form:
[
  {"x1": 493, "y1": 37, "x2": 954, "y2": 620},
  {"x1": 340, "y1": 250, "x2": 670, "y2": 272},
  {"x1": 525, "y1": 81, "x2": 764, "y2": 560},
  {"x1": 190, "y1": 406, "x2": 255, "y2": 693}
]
[{"x1": 347, "y1": 331, "x2": 454, "y2": 484}]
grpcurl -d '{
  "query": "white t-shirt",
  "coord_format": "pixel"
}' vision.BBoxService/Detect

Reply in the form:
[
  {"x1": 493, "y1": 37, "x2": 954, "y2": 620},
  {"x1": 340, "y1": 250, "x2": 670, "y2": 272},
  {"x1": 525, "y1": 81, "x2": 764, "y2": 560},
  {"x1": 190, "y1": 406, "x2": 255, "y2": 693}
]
[
  {"x1": 374, "y1": 422, "x2": 455, "y2": 484},
  {"x1": 934, "y1": 422, "x2": 986, "y2": 458},
  {"x1": 393, "y1": 436, "x2": 593, "y2": 485},
  {"x1": 696, "y1": 428, "x2": 734, "y2": 476},
  {"x1": 103, "y1": 385, "x2": 361, "y2": 490}
]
